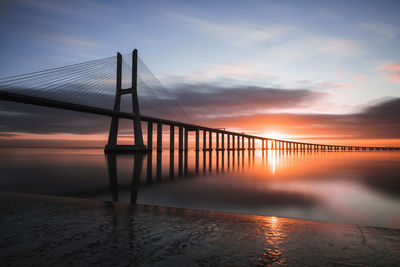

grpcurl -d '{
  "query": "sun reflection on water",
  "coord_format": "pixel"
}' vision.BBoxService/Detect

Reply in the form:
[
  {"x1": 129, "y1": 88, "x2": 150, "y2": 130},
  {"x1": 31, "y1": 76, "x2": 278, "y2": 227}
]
[{"x1": 257, "y1": 216, "x2": 286, "y2": 265}]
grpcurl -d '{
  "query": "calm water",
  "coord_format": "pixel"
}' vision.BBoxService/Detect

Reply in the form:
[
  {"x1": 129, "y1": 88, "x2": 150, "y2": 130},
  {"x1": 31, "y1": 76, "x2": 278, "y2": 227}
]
[{"x1": 0, "y1": 148, "x2": 399, "y2": 229}]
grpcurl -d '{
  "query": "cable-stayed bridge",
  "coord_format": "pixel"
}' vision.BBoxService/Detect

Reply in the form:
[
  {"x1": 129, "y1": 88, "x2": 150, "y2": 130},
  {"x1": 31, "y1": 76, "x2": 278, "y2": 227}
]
[{"x1": 0, "y1": 49, "x2": 398, "y2": 152}]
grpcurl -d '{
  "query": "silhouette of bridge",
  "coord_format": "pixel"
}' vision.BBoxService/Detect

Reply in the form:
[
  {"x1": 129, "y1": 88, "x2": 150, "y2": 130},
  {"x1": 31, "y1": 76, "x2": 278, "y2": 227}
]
[{"x1": 0, "y1": 49, "x2": 398, "y2": 152}]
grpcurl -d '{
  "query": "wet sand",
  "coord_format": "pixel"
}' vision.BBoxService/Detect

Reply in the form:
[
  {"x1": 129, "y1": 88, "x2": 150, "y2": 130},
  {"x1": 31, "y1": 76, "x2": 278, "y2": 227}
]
[{"x1": 1, "y1": 191, "x2": 399, "y2": 266}]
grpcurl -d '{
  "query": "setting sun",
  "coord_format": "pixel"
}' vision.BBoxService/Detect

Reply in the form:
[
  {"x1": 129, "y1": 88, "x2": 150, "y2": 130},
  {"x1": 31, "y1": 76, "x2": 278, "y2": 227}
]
[{"x1": 262, "y1": 131, "x2": 292, "y2": 140}]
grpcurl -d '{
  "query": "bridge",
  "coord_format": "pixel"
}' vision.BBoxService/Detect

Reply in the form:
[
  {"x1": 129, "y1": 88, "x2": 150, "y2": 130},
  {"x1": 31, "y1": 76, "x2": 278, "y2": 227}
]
[{"x1": 0, "y1": 49, "x2": 398, "y2": 152}]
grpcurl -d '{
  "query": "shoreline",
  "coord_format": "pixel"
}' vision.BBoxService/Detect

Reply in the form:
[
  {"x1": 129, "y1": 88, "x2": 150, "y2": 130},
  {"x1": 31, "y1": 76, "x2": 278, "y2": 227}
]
[{"x1": 1, "y1": 191, "x2": 399, "y2": 265}]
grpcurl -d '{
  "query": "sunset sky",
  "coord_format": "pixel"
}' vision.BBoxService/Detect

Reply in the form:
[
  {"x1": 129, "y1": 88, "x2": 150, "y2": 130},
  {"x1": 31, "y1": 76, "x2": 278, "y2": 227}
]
[{"x1": 0, "y1": 0, "x2": 400, "y2": 147}]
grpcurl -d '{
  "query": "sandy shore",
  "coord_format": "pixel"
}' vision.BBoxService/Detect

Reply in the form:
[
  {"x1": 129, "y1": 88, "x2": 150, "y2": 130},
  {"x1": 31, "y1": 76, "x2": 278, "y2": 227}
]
[{"x1": 1, "y1": 191, "x2": 399, "y2": 266}]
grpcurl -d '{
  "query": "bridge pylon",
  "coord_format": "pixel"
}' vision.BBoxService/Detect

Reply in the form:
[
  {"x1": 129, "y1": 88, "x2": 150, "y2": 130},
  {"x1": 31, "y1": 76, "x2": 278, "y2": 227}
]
[{"x1": 104, "y1": 49, "x2": 147, "y2": 153}]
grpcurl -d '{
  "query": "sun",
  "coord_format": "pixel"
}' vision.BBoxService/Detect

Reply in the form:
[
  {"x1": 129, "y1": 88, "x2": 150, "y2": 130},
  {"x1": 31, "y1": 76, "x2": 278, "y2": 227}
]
[{"x1": 262, "y1": 131, "x2": 285, "y2": 140}]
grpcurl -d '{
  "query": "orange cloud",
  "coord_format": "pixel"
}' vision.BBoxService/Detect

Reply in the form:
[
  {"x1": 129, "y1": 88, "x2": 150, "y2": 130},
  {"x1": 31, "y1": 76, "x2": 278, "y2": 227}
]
[{"x1": 380, "y1": 63, "x2": 400, "y2": 83}]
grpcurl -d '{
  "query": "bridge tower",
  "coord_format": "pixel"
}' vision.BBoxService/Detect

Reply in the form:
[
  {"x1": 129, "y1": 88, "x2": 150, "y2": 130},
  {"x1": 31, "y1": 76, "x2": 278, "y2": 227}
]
[{"x1": 105, "y1": 49, "x2": 147, "y2": 152}]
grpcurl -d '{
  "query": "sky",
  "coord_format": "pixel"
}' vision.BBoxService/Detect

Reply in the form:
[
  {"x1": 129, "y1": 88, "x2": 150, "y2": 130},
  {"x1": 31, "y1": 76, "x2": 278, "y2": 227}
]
[{"x1": 0, "y1": 0, "x2": 400, "y2": 147}]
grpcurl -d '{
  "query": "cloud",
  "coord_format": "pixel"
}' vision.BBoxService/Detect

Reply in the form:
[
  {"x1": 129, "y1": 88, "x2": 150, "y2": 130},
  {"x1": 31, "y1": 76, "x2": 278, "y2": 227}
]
[
  {"x1": 316, "y1": 82, "x2": 355, "y2": 90},
  {"x1": 168, "y1": 12, "x2": 292, "y2": 46},
  {"x1": 0, "y1": 101, "x2": 109, "y2": 135},
  {"x1": 362, "y1": 21, "x2": 400, "y2": 40},
  {"x1": 267, "y1": 36, "x2": 361, "y2": 58},
  {"x1": 209, "y1": 97, "x2": 400, "y2": 140},
  {"x1": 38, "y1": 33, "x2": 100, "y2": 48},
  {"x1": 158, "y1": 62, "x2": 273, "y2": 85},
  {"x1": 139, "y1": 84, "x2": 325, "y2": 120},
  {"x1": 11, "y1": 0, "x2": 115, "y2": 20},
  {"x1": 0, "y1": 83, "x2": 323, "y2": 136},
  {"x1": 379, "y1": 63, "x2": 400, "y2": 83}
]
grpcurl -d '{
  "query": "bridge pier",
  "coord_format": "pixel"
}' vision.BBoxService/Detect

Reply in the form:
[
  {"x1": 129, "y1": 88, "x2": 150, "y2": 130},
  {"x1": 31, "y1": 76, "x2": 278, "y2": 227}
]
[
  {"x1": 203, "y1": 130, "x2": 206, "y2": 151},
  {"x1": 195, "y1": 129, "x2": 199, "y2": 151},
  {"x1": 157, "y1": 123, "x2": 162, "y2": 152},
  {"x1": 215, "y1": 132, "x2": 219, "y2": 150},
  {"x1": 179, "y1": 126, "x2": 183, "y2": 151},
  {"x1": 222, "y1": 133, "x2": 225, "y2": 150},
  {"x1": 104, "y1": 50, "x2": 147, "y2": 153},
  {"x1": 184, "y1": 128, "x2": 188, "y2": 151},
  {"x1": 147, "y1": 122, "x2": 153, "y2": 150},
  {"x1": 209, "y1": 131, "x2": 213, "y2": 151},
  {"x1": 170, "y1": 125, "x2": 174, "y2": 150}
]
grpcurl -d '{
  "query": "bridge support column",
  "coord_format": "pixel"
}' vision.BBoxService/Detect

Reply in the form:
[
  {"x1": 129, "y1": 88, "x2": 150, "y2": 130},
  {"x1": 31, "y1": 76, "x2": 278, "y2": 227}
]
[
  {"x1": 184, "y1": 128, "x2": 188, "y2": 151},
  {"x1": 147, "y1": 122, "x2": 153, "y2": 150},
  {"x1": 227, "y1": 134, "x2": 230, "y2": 150},
  {"x1": 252, "y1": 138, "x2": 255, "y2": 150},
  {"x1": 157, "y1": 123, "x2": 162, "y2": 152},
  {"x1": 216, "y1": 132, "x2": 219, "y2": 150},
  {"x1": 203, "y1": 130, "x2": 206, "y2": 151},
  {"x1": 105, "y1": 50, "x2": 146, "y2": 153},
  {"x1": 222, "y1": 133, "x2": 225, "y2": 150},
  {"x1": 179, "y1": 126, "x2": 183, "y2": 151},
  {"x1": 170, "y1": 125, "x2": 174, "y2": 150},
  {"x1": 209, "y1": 131, "x2": 213, "y2": 151},
  {"x1": 195, "y1": 129, "x2": 199, "y2": 151},
  {"x1": 232, "y1": 135, "x2": 235, "y2": 150},
  {"x1": 242, "y1": 136, "x2": 245, "y2": 150}
]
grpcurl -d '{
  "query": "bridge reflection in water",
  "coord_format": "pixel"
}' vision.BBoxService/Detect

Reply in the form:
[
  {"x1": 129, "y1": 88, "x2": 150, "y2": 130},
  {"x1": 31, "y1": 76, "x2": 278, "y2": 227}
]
[
  {"x1": 0, "y1": 147, "x2": 399, "y2": 228},
  {"x1": 101, "y1": 148, "x2": 400, "y2": 229},
  {"x1": 106, "y1": 149, "x2": 259, "y2": 204}
]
